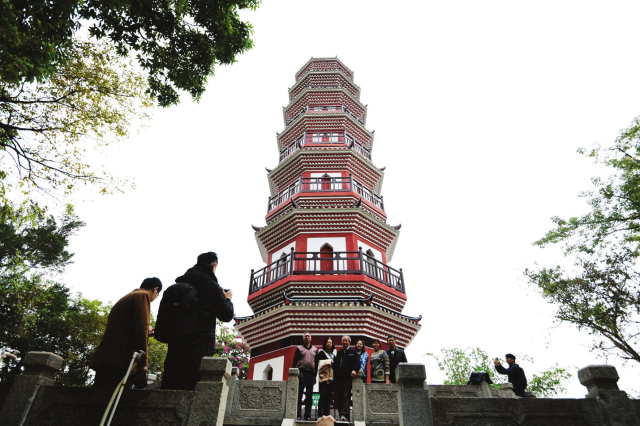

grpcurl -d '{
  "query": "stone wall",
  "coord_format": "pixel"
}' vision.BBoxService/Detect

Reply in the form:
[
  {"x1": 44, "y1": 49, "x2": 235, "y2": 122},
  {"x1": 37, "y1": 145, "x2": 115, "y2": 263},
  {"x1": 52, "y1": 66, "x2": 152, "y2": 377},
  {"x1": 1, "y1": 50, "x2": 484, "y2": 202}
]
[{"x1": 1, "y1": 352, "x2": 639, "y2": 426}]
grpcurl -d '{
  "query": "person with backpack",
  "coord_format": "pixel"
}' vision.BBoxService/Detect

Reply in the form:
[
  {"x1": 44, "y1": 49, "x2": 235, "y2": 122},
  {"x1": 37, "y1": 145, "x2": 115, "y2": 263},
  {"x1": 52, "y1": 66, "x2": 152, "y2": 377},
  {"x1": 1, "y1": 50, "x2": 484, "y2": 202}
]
[
  {"x1": 494, "y1": 353, "x2": 528, "y2": 397},
  {"x1": 159, "y1": 252, "x2": 234, "y2": 390},
  {"x1": 90, "y1": 278, "x2": 162, "y2": 388}
]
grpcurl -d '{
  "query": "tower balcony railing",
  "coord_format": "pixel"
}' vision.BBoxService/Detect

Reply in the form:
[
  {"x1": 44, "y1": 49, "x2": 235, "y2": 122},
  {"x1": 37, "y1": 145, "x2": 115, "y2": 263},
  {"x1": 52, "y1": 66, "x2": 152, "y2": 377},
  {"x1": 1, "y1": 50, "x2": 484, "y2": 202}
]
[
  {"x1": 267, "y1": 176, "x2": 384, "y2": 212},
  {"x1": 284, "y1": 105, "x2": 365, "y2": 128},
  {"x1": 278, "y1": 132, "x2": 372, "y2": 163},
  {"x1": 249, "y1": 248, "x2": 405, "y2": 295}
]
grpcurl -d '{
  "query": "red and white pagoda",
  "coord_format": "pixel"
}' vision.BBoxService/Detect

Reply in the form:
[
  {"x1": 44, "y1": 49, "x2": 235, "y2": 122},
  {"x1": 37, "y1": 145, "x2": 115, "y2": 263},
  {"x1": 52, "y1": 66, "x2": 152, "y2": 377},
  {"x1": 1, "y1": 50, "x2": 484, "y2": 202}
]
[{"x1": 235, "y1": 58, "x2": 421, "y2": 381}]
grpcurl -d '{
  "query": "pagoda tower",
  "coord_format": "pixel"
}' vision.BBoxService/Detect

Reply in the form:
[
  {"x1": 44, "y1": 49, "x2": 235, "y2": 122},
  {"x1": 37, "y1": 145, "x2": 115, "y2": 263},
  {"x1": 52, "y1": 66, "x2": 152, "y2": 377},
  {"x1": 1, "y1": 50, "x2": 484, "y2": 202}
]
[{"x1": 235, "y1": 58, "x2": 421, "y2": 381}]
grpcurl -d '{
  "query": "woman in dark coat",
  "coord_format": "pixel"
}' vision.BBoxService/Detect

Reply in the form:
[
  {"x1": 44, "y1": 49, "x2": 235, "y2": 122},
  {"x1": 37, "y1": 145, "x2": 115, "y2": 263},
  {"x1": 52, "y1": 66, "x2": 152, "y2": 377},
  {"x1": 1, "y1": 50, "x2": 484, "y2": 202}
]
[{"x1": 314, "y1": 337, "x2": 336, "y2": 416}]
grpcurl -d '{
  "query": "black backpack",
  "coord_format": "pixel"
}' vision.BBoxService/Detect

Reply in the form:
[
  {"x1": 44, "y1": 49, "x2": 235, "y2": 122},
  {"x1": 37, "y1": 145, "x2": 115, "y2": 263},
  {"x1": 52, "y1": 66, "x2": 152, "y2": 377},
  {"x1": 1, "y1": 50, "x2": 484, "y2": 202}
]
[{"x1": 154, "y1": 282, "x2": 200, "y2": 344}]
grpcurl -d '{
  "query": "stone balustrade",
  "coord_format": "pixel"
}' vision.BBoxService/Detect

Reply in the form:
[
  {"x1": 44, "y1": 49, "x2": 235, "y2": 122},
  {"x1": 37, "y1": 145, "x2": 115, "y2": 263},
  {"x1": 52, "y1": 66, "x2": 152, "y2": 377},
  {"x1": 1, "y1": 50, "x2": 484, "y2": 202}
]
[{"x1": 1, "y1": 352, "x2": 640, "y2": 426}]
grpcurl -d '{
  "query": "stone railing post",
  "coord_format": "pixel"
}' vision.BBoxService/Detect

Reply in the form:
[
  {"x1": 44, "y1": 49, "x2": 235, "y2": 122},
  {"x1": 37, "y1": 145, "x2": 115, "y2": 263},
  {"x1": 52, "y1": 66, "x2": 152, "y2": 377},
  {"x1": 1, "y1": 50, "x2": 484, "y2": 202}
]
[
  {"x1": 186, "y1": 357, "x2": 232, "y2": 426},
  {"x1": 352, "y1": 370, "x2": 365, "y2": 425},
  {"x1": 224, "y1": 367, "x2": 239, "y2": 418},
  {"x1": 282, "y1": 368, "x2": 299, "y2": 425},
  {"x1": 396, "y1": 363, "x2": 433, "y2": 426},
  {"x1": 578, "y1": 365, "x2": 640, "y2": 426},
  {"x1": 0, "y1": 351, "x2": 63, "y2": 426},
  {"x1": 500, "y1": 382, "x2": 516, "y2": 398}
]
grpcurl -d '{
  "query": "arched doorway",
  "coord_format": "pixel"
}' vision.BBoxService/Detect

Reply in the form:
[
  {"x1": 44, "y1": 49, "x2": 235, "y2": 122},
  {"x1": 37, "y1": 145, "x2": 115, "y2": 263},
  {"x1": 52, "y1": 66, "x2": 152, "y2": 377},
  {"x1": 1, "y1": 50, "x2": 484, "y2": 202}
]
[{"x1": 319, "y1": 243, "x2": 334, "y2": 272}]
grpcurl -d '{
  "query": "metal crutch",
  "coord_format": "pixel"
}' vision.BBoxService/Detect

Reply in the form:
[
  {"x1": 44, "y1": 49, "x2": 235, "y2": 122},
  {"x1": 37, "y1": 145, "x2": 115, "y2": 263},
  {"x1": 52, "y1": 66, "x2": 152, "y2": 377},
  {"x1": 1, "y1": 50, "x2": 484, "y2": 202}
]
[{"x1": 99, "y1": 350, "x2": 145, "y2": 426}]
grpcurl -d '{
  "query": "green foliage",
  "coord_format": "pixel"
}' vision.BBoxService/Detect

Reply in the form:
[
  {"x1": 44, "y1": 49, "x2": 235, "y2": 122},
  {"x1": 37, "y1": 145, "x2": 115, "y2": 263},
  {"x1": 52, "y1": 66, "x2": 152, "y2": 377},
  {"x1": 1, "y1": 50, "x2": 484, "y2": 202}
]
[
  {"x1": 0, "y1": 0, "x2": 78, "y2": 84},
  {"x1": 427, "y1": 347, "x2": 573, "y2": 398},
  {"x1": 0, "y1": 275, "x2": 111, "y2": 386},
  {"x1": 0, "y1": 0, "x2": 260, "y2": 107},
  {"x1": 527, "y1": 116, "x2": 640, "y2": 364},
  {"x1": 0, "y1": 199, "x2": 84, "y2": 273},
  {"x1": 1, "y1": 39, "x2": 152, "y2": 197}
]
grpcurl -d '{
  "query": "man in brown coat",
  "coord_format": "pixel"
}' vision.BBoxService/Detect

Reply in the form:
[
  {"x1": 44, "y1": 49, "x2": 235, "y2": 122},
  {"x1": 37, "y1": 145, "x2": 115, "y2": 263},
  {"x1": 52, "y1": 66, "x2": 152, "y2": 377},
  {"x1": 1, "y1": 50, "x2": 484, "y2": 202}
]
[{"x1": 90, "y1": 277, "x2": 162, "y2": 388}]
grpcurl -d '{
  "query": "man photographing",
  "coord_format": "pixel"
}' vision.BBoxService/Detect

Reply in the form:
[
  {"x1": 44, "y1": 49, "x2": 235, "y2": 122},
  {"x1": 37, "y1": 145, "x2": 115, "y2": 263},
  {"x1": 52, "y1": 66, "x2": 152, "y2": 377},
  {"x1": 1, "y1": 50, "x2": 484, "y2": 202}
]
[
  {"x1": 494, "y1": 353, "x2": 528, "y2": 397},
  {"x1": 160, "y1": 252, "x2": 234, "y2": 390}
]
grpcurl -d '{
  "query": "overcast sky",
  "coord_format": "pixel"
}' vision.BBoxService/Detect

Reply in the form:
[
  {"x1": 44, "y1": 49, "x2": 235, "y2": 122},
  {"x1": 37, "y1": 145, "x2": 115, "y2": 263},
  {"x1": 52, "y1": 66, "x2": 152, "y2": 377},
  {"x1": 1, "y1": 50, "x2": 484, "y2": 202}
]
[{"x1": 56, "y1": 1, "x2": 640, "y2": 397}]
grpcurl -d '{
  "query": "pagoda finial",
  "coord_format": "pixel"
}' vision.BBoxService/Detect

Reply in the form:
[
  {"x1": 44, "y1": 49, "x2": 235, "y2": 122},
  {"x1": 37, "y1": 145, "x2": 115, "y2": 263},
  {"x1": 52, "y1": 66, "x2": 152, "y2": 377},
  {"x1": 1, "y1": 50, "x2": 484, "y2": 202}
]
[
  {"x1": 393, "y1": 224, "x2": 402, "y2": 230},
  {"x1": 251, "y1": 225, "x2": 264, "y2": 232},
  {"x1": 265, "y1": 167, "x2": 272, "y2": 173},
  {"x1": 379, "y1": 166, "x2": 386, "y2": 171}
]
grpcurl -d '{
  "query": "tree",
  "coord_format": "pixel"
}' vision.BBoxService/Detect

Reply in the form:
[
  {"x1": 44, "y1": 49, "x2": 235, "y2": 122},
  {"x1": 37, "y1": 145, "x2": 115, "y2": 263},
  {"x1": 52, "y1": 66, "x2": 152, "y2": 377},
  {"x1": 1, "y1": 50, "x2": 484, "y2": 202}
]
[
  {"x1": 426, "y1": 347, "x2": 573, "y2": 398},
  {"x1": 526, "y1": 116, "x2": 640, "y2": 364},
  {"x1": 1, "y1": 39, "x2": 152, "y2": 197},
  {"x1": 1, "y1": 0, "x2": 261, "y2": 107}
]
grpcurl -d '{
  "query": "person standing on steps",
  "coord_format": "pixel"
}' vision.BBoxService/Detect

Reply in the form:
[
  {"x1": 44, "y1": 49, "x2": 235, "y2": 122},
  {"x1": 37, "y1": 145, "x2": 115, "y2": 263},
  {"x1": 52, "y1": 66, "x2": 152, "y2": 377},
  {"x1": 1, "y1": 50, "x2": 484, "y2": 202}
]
[
  {"x1": 315, "y1": 337, "x2": 336, "y2": 417},
  {"x1": 494, "y1": 353, "x2": 528, "y2": 397},
  {"x1": 161, "y1": 252, "x2": 234, "y2": 390},
  {"x1": 386, "y1": 335, "x2": 407, "y2": 384},
  {"x1": 91, "y1": 277, "x2": 162, "y2": 388},
  {"x1": 355, "y1": 339, "x2": 368, "y2": 383},
  {"x1": 334, "y1": 335, "x2": 358, "y2": 421},
  {"x1": 291, "y1": 331, "x2": 317, "y2": 421},
  {"x1": 369, "y1": 339, "x2": 390, "y2": 384}
]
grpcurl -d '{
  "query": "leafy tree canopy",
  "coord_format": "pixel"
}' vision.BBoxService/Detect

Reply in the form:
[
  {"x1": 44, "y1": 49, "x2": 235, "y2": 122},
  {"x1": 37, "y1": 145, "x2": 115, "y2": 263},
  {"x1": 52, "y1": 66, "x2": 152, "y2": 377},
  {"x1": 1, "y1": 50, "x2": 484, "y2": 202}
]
[
  {"x1": 1, "y1": 0, "x2": 260, "y2": 107},
  {"x1": 1, "y1": 39, "x2": 152, "y2": 197},
  {"x1": 427, "y1": 347, "x2": 573, "y2": 398},
  {"x1": 526, "y1": 117, "x2": 640, "y2": 364}
]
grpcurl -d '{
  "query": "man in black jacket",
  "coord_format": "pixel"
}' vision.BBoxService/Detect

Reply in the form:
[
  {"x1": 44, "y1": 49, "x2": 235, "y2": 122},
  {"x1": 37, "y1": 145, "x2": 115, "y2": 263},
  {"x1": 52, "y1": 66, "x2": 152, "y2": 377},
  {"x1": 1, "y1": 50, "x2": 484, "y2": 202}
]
[
  {"x1": 386, "y1": 336, "x2": 408, "y2": 384},
  {"x1": 161, "y1": 252, "x2": 234, "y2": 390},
  {"x1": 334, "y1": 335, "x2": 358, "y2": 421},
  {"x1": 494, "y1": 353, "x2": 527, "y2": 397}
]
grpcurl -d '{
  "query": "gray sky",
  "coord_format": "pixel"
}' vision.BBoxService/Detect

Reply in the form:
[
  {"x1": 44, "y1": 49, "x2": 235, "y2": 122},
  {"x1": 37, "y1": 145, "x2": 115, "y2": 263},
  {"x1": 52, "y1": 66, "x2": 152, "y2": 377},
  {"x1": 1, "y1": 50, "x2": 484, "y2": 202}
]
[{"x1": 59, "y1": 1, "x2": 640, "y2": 397}]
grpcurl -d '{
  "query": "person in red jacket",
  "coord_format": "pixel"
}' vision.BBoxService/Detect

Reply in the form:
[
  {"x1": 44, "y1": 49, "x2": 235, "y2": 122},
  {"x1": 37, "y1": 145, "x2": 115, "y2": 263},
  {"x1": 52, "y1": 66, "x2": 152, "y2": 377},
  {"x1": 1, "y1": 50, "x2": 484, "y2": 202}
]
[{"x1": 90, "y1": 278, "x2": 162, "y2": 388}]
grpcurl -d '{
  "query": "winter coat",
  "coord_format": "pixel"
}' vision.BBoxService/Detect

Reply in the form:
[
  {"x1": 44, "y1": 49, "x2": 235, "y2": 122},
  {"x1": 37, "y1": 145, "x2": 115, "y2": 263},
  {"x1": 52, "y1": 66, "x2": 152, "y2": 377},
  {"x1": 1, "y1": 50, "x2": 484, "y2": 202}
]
[
  {"x1": 175, "y1": 263, "x2": 234, "y2": 337},
  {"x1": 386, "y1": 347, "x2": 408, "y2": 383},
  {"x1": 90, "y1": 289, "x2": 151, "y2": 370},
  {"x1": 334, "y1": 347, "x2": 358, "y2": 380}
]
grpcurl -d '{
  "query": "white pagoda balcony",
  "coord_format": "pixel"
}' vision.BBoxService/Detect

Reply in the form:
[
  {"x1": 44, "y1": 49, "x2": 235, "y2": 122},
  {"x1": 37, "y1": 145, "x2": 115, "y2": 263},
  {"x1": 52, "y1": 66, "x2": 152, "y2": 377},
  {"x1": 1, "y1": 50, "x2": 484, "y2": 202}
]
[
  {"x1": 267, "y1": 176, "x2": 384, "y2": 213},
  {"x1": 278, "y1": 132, "x2": 371, "y2": 163}
]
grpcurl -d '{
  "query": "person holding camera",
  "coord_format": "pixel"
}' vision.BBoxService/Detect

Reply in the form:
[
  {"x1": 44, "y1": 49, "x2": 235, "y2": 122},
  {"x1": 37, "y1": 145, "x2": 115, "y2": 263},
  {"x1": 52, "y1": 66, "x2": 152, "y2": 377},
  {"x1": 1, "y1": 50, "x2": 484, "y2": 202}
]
[
  {"x1": 494, "y1": 353, "x2": 528, "y2": 397},
  {"x1": 161, "y1": 252, "x2": 234, "y2": 390}
]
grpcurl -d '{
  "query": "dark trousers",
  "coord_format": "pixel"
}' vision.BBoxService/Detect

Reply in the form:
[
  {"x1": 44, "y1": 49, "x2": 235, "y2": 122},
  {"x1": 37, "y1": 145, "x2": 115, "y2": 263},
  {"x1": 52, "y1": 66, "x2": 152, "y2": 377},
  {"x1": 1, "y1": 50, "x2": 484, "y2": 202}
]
[
  {"x1": 515, "y1": 388, "x2": 526, "y2": 397},
  {"x1": 318, "y1": 381, "x2": 334, "y2": 416},
  {"x1": 93, "y1": 366, "x2": 133, "y2": 389},
  {"x1": 334, "y1": 379, "x2": 352, "y2": 420},
  {"x1": 162, "y1": 336, "x2": 215, "y2": 390},
  {"x1": 297, "y1": 369, "x2": 315, "y2": 419}
]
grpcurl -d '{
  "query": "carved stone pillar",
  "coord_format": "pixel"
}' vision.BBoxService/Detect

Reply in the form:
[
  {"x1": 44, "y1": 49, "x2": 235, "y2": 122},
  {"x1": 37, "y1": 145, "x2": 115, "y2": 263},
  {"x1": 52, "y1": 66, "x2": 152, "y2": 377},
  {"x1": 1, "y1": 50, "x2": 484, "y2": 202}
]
[
  {"x1": 186, "y1": 357, "x2": 232, "y2": 426},
  {"x1": 0, "y1": 351, "x2": 63, "y2": 426},
  {"x1": 224, "y1": 367, "x2": 239, "y2": 418},
  {"x1": 281, "y1": 368, "x2": 299, "y2": 425},
  {"x1": 352, "y1": 370, "x2": 365, "y2": 425},
  {"x1": 396, "y1": 363, "x2": 433, "y2": 426},
  {"x1": 578, "y1": 365, "x2": 640, "y2": 426}
]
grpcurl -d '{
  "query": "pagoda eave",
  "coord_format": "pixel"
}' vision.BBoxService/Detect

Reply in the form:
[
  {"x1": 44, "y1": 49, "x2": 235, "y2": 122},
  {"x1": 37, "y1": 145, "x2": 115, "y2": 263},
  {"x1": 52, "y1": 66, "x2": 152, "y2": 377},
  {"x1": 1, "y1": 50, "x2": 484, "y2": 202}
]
[
  {"x1": 235, "y1": 303, "x2": 421, "y2": 349},
  {"x1": 254, "y1": 208, "x2": 400, "y2": 263}
]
